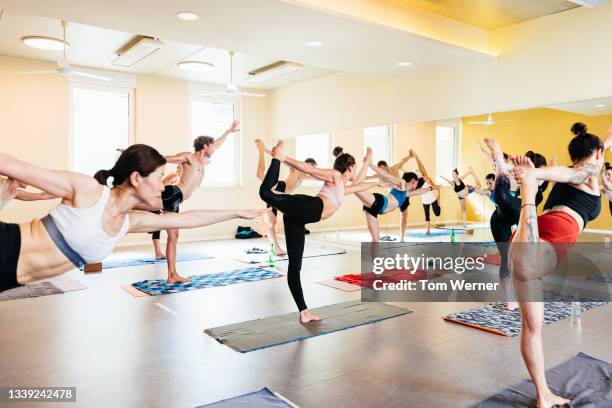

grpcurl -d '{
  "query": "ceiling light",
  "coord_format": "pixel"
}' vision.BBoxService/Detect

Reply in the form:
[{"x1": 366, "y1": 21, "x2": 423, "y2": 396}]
[
  {"x1": 245, "y1": 61, "x2": 304, "y2": 83},
  {"x1": 176, "y1": 11, "x2": 199, "y2": 21},
  {"x1": 21, "y1": 36, "x2": 69, "y2": 51},
  {"x1": 113, "y1": 37, "x2": 163, "y2": 67},
  {"x1": 396, "y1": 61, "x2": 412, "y2": 67},
  {"x1": 304, "y1": 40, "x2": 323, "y2": 47},
  {"x1": 594, "y1": 104, "x2": 606, "y2": 108},
  {"x1": 178, "y1": 61, "x2": 215, "y2": 72}
]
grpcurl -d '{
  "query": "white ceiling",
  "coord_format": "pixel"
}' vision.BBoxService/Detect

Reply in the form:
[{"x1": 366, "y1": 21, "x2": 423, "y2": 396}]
[
  {"x1": 547, "y1": 97, "x2": 612, "y2": 116},
  {"x1": 0, "y1": 12, "x2": 333, "y2": 89},
  {"x1": 0, "y1": 0, "x2": 495, "y2": 80}
]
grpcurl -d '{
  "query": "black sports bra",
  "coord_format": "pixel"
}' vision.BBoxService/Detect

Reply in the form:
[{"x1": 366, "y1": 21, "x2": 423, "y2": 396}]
[
  {"x1": 453, "y1": 178, "x2": 465, "y2": 193},
  {"x1": 543, "y1": 182, "x2": 601, "y2": 226}
]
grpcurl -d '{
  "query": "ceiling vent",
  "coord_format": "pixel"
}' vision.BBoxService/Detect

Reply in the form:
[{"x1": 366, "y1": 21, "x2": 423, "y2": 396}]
[
  {"x1": 245, "y1": 61, "x2": 304, "y2": 83},
  {"x1": 113, "y1": 36, "x2": 163, "y2": 67}
]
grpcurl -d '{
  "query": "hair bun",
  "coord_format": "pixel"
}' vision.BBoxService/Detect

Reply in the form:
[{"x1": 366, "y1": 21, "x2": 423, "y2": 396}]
[
  {"x1": 332, "y1": 146, "x2": 344, "y2": 157},
  {"x1": 571, "y1": 122, "x2": 587, "y2": 136}
]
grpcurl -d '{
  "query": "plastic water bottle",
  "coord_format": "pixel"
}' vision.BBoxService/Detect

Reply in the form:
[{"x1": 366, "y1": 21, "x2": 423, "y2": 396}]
[
  {"x1": 450, "y1": 229, "x2": 456, "y2": 245},
  {"x1": 570, "y1": 294, "x2": 581, "y2": 323},
  {"x1": 605, "y1": 236, "x2": 610, "y2": 249},
  {"x1": 268, "y1": 244, "x2": 276, "y2": 267}
]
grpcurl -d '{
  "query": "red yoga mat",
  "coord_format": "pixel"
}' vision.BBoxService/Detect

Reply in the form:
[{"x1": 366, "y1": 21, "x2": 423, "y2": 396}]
[{"x1": 335, "y1": 269, "x2": 431, "y2": 288}]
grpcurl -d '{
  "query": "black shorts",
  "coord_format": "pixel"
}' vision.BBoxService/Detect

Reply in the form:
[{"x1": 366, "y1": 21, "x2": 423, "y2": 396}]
[
  {"x1": 363, "y1": 193, "x2": 386, "y2": 218},
  {"x1": 149, "y1": 185, "x2": 183, "y2": 238},
  {"x1": 400, "y1": 197, "x2": 410, "y2": 212},
  {"x1": 162, "y1": 185, "x2": 183, "y2": 213},
  {"x1": 267, "y1": 181, "x2": 287, "y2": 216},
  {"x1": 0, "y1": 222, "x2": 22, "y2": 292}
]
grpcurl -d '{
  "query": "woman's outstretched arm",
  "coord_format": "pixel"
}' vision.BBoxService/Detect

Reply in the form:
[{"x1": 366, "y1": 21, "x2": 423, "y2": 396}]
[{"x1": 129, "y1": 208, "x2": 271, "y2": 233}]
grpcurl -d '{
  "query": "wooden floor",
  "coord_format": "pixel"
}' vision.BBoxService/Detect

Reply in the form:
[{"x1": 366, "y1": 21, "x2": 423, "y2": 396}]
[{"x1": 0, "y1": 233, "x2": 610, "y2": 408}]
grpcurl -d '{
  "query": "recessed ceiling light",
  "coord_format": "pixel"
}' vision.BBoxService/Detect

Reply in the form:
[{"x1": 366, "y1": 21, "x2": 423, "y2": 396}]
[
  {"x1": 177, "y1": 61, "x2": 215, "y2": 72},
  {"x1": 594, "y1": 104, "x2": 606, "y2": 108},
  {"x1": 21, "y1": 35, "x2": 69, "y2": 51},
  {"x1": 304, "y1": 40, "x2": 323, "y2": 47},
  {"x1": 396, "y1": 61, "x2": 412, "y2": 67},
  {"x1": 176, "y1": 11, "x2": 199, "y2": 21}
]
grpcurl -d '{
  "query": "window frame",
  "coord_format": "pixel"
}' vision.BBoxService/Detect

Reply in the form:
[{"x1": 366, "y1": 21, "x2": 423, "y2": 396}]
[
  {"x1": 189, "y1": 95, "x2": 242, "y2": 188},
  {"x1": 295, "y1": 132, "x2": 332, "y2": 187},
  {"x1": 363, "y1": 124, "x2": 393, "y2": 172},
  {"x1": 434, "y1": 119, "x2": 461, "y2": 185},
  {"x1": 68, "y1": 81, "x2": 135, "y2": 174}
]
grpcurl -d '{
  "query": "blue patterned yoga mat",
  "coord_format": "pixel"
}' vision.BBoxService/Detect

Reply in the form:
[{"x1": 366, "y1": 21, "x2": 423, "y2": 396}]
[
  {"x1": 131, "y1": 267, "x2": 281, "y2": 296},
  {"x1": 86, "y1": 252, "x2": 212, "y2": 270},
  {"x1": 444, "y1": 293, "x2": 607, "y2": 337}
]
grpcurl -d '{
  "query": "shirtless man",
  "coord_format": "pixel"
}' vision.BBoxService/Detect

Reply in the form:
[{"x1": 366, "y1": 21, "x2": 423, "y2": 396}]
[
  {"x1": 132, "y1": 120, "x2": 240, "y2": 283},
  {"x1": 255, "y1": 139, "x2": 316, "y2": 255}
]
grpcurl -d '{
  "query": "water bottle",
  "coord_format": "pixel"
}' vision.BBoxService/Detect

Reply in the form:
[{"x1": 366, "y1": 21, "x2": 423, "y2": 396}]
[
  {"x1": 450, "y1": 229, "x2": 456, "y2": 245},
  {"x1": 570, "y1": 294, "x2": 581, "y2": 323},
  {"x1": 605, "y1": 236, "x2": 610, "y2": 249},
  {"x1": 268, "y1": 244, "x2": 276, "y2": 267}
]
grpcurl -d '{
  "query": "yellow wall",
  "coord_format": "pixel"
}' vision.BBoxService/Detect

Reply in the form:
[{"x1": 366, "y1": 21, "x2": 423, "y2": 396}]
[{"x1": 462, "y1": 108, "x2": 612, "y2": 230}]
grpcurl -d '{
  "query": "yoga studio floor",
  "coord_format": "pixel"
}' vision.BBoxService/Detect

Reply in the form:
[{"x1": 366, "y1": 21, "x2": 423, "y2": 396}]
[{"x1": 0, "y1": 230, "x2": 610, "y2": 408}]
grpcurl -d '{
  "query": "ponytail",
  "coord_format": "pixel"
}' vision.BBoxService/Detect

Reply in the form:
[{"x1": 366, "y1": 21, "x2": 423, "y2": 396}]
[{"x1": 94, "y1": 144, "x2": 166, "y2": 187}]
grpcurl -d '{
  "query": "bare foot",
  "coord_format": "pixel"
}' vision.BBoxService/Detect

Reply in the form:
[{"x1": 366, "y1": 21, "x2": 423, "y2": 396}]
[
  {"x1": 255, "y1": 139, "x2": 265, "y2": 151},
  {"x1": 503, "y1": 302, "x2": 519, "y2": 311},
  {"x1": 364, "y1": 146, "x2": 373, "y2": 164},
  {"x1": 155, "y1": 253, "x2": 166, "y2": 260},
  {"x1": 276, "y1": 249, "x2": 287, "y2": 256},
  {"x1": 537, "y1": 392, "x2": 571, "y2": 408},
  {"x1": 271, "y1": 140, "x2": 285, "y2": 161},
  {"x1": 300, "y1": 309, "x2": 323, "y2": 323},
  {"x1": 426, "y1": 230, "x2": 431, "y2": 235},
  {"x1": 167, "y1": 274, "x2": 191, "y2": 284}
]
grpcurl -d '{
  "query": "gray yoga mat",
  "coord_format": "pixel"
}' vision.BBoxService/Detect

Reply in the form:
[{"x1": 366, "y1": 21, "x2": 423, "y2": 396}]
[
  {"x1": 205, "y1": 300, "x2": 412, "y2": 353},
  {"x1": 472, "y1": 352, "x2": 611, "y2": 407},
  {"x1": 0, "y1": 282, "x2": 63, "y2": 301}
]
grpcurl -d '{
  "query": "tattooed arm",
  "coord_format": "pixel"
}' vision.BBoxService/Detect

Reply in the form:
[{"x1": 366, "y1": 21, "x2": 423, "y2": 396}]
[{"x1": 528, "y1": 164, "x2": 599, "y2": 184}]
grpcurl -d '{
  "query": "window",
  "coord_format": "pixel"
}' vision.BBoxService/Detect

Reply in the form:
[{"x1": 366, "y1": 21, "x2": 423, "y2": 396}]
[
  {"x1": 70, "y1": 84, "x2": 132, "y2": 176},
  {"x1": 295, "y1": 133, "x2": 331, "y2": 186},
  {"x1": 435, "y1": 122, "x2": 459, "y2": 184},
  {"x1": 191, "y1": 98, "x2": 239, "y2": 187},
  {"x1": 363, "y1": 125, "x2": 391, "y2": 174}
]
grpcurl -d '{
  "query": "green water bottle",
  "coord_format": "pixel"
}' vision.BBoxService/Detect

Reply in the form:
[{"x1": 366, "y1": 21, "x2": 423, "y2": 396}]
[
  {"x1": 450, "y1": 229, "x2": 456, "y2": 245},
  {"x1": 268, "y1": 244, "x2": 276, "y2": 267}
]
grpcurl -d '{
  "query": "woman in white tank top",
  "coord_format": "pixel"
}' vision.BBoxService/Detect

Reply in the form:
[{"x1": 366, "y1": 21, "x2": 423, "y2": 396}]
[{"x1": 0, "y1": 144, "x2": 267, "y2": 292}]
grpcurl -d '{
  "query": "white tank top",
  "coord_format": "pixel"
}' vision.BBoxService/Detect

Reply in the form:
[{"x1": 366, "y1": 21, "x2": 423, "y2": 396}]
[
  {"x1": 420, "y1": 181, "x2": 438, "y2": 205},
  {"x1": 48, "y1": 186, "x2": 130, "y2": 263}
]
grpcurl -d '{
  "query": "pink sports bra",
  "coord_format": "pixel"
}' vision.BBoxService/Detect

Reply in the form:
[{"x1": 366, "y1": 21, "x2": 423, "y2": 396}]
[{"x1": 318, "y1": 182, "x2": 344, "y2": 208}]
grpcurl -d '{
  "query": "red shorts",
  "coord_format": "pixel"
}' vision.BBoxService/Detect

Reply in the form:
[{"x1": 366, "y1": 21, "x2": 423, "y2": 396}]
[{"x1": 510, "y1": 211, "x2": 580, "y2": 265}]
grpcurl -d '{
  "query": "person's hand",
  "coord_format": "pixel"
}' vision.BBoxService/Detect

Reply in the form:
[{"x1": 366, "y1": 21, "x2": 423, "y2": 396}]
[
  {"x1": 238, "y1": 208, "x2": 272, "y2": 219},
  {"x1": 377, "y1": 181, "x2": 392, "y2": 188},
  {"x1": 228, "y1": 120, "x2": 240, "y2": 134}
]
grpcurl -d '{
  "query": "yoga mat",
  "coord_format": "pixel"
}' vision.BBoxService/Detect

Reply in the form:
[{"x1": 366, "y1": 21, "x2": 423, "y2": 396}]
[
  {"x1": 335, "y1": 269, "x2": 432, "y2": 288},
  {"x1": 316, "y1": 278, "x2": 361, "y2": 292},
  {"x1": 84, "y1": 252, "x2": 212, "y2": 270},
  {"x1": 205, "y1": 300, "x2": 412, "y2": 353},
  {"x1": 235, "y1": 248, "x2": 347, "y2": 264},
  {"x1": 471, "y1": 352, "x2": 611, "y2": 407},
  {"x1": 436, "y1": 224, "x2": 490, "y2": 231},
  {"x1": 197, "y1": 387, "x2": 298, "y2": 407},
  {"x1": 130, "y1": 267, "x2": 281, "y2": 296},
  {"x1": 407, "y1": 231, "x2": 463, "y2": 239},
  {"x1": 0, "y1": 280, "x2": 85, "y2": 301},
  {"x1": 444, "y1": 293, "x2": 607, "y2": 336}
]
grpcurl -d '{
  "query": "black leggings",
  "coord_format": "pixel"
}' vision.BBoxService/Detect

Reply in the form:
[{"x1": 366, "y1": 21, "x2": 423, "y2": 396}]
[
  {"x1": 491, "y1": 174, "x2": 520, "y2": 282},
  {"x1": 0, "y1": 222, "x2": 21, "y2": 292},
  {"x1": 609, "y1": 200, "x2": 612, "y2": 216},
  {"x1": 259, "y1": 159, "x2": 324, "y2": 311},
  {"x1": 422, "y1": 201, "x2": 441, "y2": 222}
]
